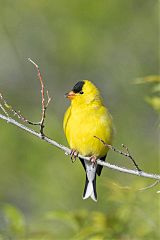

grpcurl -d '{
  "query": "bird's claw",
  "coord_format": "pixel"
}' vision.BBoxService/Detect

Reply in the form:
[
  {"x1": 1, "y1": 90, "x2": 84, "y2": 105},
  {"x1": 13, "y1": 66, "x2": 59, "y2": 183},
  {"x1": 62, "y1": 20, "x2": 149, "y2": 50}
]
[
  {"x1": 90, "y1": 155, "x2": 97, "y2": 167},
  {"x1": 70, "y1": 149, "x2": 79, "y2": 163}
]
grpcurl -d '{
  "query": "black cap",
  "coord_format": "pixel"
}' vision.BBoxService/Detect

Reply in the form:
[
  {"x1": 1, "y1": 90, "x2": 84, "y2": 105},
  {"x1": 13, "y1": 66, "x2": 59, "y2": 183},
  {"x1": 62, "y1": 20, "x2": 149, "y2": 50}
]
[{"x1": 72, "y1": 81, "x2": 85, "y2": 93}]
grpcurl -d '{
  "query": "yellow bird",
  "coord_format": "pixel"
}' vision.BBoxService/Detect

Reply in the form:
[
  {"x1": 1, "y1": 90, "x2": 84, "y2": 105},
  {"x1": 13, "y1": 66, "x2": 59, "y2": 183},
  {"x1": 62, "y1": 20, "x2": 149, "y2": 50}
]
[{"x1": 63, "y1": 80, "x2": 113, "y2": 201}]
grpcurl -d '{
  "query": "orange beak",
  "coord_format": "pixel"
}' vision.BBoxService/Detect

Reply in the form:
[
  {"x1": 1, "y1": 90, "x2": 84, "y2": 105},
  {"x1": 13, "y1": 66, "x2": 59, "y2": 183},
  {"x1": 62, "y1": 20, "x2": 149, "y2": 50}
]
[{"x1": 65, "y1": 91, "x2": 76, "y2": 100}]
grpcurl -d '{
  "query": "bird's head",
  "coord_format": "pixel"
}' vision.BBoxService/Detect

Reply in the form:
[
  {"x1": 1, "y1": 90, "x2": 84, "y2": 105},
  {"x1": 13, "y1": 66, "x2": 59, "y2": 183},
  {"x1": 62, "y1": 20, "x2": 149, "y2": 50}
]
[{"x1": 65, "y1": 80, "x2": 102, "y2": 105}]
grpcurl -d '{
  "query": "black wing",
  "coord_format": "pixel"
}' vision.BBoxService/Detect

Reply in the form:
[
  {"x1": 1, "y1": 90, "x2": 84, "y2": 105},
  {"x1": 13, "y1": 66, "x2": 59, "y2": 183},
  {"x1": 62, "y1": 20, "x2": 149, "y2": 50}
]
[
  {"x1": 96, "y1": 155, "x2": 106, "y2": 176},
  {"x1": 79, "y1": 157, "x2": 86, "y2": 170}
]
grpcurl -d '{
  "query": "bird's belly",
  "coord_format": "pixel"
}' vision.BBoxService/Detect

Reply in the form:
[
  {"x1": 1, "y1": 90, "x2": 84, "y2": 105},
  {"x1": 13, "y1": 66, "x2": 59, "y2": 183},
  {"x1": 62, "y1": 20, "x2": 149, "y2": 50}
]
[
  {"x1": 66, "y1": 113, "x2": 112, "y2": 157},
  {"x1": 71, "y1": 134, "x2": 108, "y2": 157}
]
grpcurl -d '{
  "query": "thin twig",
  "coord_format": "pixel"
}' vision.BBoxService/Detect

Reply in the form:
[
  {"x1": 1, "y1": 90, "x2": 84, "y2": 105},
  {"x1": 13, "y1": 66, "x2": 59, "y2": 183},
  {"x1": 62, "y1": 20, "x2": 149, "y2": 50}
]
[
  {"x1": 0, "y1": 113, "x2": 160, "y2": 181},
  {"x1": 138, "y1": 180, "x2": 160, "y2": 191},
  {"x1": 110, "y1": 181, "x2": 159, "y2": 192},
  {"x1": 46, "y1": 90, "x2": 52, "y2": 108},
  {"x1": 94, "y1": 136, "x2": 142, "y2": 171},
  {"x1": 122, "y1": 144, "x2": 141, "y2": 171},
  {"x1": 28, "y1": 58, "x2": 51, "y2": 136},
  {"x1": 28, "y1": 58, "x2": 45, "y2": 134},
  {"x1": 0, "y1": 94, "x2": 9, "y2": 117},
  {"x1": 0, "y1": 104, "x2": 8, "y2": 117}
]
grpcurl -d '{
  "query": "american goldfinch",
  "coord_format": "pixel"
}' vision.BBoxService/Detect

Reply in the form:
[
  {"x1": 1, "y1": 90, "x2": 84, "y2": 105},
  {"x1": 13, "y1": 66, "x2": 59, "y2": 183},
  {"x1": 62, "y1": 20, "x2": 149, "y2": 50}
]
[{"x1": 63, "y1": 80, "x2": 113, "y2": 201}]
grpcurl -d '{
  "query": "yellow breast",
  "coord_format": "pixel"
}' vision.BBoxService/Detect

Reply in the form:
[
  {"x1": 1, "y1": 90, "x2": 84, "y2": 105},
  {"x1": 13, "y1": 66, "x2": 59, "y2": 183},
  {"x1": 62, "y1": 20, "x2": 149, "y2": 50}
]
[{"x1": 63, "y1": 103, "x2": 113, "y2": 157}]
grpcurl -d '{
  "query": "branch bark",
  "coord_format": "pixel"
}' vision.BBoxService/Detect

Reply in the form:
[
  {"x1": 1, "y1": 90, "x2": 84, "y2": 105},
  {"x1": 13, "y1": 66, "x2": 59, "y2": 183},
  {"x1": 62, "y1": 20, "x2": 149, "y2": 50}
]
[{"x1": 0, "y1": 113, "x2": 159, "y2": 181}]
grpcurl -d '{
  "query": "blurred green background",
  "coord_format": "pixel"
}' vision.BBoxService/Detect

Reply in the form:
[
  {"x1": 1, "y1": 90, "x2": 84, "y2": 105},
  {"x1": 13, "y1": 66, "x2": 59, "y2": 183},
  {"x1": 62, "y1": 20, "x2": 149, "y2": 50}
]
[{"x1": 0, "y1": 0, "x2": 159, "y2": 239}]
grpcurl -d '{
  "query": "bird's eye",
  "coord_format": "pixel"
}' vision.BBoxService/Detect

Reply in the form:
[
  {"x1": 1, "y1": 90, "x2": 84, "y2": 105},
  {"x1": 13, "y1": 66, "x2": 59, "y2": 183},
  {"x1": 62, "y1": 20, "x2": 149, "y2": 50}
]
[{"x1": 79, "y1": 91, "x2": 84, "y2": 94}]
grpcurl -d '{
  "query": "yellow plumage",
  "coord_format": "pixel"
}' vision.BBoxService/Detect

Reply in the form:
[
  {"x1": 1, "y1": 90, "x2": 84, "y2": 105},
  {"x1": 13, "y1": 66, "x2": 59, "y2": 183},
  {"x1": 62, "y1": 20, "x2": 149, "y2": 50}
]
[{"x1": 63, "y1": 80, "x2": 113, "y2": 201}]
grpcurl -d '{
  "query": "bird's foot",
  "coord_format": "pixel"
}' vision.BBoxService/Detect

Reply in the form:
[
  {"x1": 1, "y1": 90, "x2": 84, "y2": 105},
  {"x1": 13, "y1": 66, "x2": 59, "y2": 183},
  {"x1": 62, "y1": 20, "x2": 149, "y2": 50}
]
[
  {"x1": 70, "y1": 149, "x2": 79, "y2": 163},
  {"x1": 89, "y1": 155, "x2": 97, "y2": 167}
]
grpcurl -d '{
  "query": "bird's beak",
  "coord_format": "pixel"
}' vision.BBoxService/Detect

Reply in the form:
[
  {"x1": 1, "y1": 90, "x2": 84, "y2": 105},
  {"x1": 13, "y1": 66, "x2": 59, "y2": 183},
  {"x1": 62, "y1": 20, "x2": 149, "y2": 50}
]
[{"x1": 65, "y1": 91, "x2": 76, "y2": 100}]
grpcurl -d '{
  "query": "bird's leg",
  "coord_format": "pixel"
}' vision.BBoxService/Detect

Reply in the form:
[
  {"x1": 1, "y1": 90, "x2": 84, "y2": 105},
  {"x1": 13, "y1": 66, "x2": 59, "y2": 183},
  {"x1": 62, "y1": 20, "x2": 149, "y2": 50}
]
[
  {"x1": 70, "y1": 149, "x2": 79, "y2": 163},
  {"x1": 89, "y1": 155, "x2": 97, "y2": 167}
]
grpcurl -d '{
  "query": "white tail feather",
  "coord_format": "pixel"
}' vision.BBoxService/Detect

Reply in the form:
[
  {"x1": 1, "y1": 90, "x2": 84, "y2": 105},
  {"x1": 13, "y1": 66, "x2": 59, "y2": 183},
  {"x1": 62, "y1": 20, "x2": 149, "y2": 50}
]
[
  {"x1": 82, "y1": 160, "x2": 97, "y2": 202},
  {"x1": 91, "y1": 191, "x2": 97, "y2": 202},
  {"x1": 83, "y1": 181, "x2": 97, "y2": 202}
]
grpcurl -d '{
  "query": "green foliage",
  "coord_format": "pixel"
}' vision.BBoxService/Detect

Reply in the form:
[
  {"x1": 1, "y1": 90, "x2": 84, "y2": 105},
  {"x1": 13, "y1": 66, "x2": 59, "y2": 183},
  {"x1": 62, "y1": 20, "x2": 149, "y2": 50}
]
[
  {"x1": 0, "y1": 204, "x2": 25, "y2": 239},
  {"x1": 135, "y1": 75, "x2": 160, "y2": 113},
  {"x1": 146, "y1": 96, "x2": 160, "y2": 112},
  {"x1": 0, "y1": 184, "x2": 159, "y2": 240}
]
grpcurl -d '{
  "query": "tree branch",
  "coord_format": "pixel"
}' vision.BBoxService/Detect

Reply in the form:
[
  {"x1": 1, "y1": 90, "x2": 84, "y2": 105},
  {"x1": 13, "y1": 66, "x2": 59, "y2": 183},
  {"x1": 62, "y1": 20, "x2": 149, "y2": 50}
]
[{"x1": 0, "y1": 113, "x2": 159, "y2": 181}]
